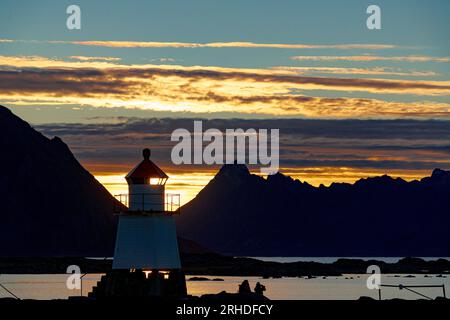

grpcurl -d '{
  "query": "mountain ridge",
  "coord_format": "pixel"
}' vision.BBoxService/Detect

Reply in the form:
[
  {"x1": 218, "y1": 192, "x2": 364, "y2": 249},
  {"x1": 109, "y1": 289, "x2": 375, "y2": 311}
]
[
  {"x1": 0, "y1": 105, "x2": 119, "y2": 257},
  {"x1": 2, "y1": 105, "x2": 448, "y2": 258},
  {"x1": 177, "y1": 163, "x2": 450, "y2": 257},
  {"x1": 0, "y1": 105, "x2": 211, "y2": 257}
]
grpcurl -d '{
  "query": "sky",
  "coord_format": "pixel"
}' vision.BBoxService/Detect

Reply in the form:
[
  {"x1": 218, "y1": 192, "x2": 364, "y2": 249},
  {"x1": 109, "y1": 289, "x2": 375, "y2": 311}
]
[{"x1": 1, "y1": 0, "x2": 450, "y2": 204}]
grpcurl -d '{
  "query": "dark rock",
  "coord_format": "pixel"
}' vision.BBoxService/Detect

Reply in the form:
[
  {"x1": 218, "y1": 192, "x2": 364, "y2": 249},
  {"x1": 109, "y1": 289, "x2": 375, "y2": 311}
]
[
  {"x1": 358, "y1": 296, "x2": 376, "y2": 301},
  {"x1": 201, "y1": 291, "x2": 269, "y2": 301},
  {"x1": 188, "y1": 277, "x2": 211, "y2": 281}
]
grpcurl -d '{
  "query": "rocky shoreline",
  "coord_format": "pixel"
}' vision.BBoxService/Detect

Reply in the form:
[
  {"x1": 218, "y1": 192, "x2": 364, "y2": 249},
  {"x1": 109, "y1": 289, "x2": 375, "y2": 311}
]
[{"x1": 0, "y1": 255, "x2": 449, "y2": 277}]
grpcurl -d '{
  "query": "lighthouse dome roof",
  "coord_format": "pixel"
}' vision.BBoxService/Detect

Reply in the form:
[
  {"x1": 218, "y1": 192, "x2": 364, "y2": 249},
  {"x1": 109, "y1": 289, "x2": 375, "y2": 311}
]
[{"x1": 126, "y1": 149, "x2": 169, "y2": 182}]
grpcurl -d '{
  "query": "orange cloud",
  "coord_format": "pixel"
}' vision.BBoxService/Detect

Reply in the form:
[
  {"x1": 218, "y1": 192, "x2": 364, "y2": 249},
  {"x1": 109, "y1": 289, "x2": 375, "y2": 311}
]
[
  {"x1": 1, "y1": 55, "x2": 450, "y2": 119},
  {"x1": 271, "y1": 66, "x2": 437, "y2": 77},
  {"x1": 44, "y1": 40, "x2": 397, "y2": 50},
  {"x1": 68, "y1": 56, "x2": 122, "y2": 62},
  {"x1": 1, "y1": 38, "x2": 399, "y2": 49}
]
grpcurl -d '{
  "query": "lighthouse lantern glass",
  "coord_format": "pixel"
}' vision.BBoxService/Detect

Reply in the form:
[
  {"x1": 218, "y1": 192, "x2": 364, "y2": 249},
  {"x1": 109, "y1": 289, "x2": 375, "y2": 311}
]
[
  {"x1": 149, "y1": 178, "x2": 160, "y2": 185},
  {"x1": 149, "y1": 177, "x2": 167, "y2": 185}
]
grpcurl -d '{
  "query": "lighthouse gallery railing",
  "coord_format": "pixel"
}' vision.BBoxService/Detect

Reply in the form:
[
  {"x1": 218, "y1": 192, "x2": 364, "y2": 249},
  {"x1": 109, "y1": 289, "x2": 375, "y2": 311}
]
[{"x1": 114, "y1": 193, "x2": 181, "y2": 214}]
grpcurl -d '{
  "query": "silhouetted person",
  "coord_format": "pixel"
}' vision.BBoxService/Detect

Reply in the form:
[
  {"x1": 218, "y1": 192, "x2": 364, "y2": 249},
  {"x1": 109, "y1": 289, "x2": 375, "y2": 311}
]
[
  {"x1": 238, "y1": 280, "x2": 251, "y2": 294},
  {"x1": 254, "y1": 282, "x2": 266, "y2": 295}
]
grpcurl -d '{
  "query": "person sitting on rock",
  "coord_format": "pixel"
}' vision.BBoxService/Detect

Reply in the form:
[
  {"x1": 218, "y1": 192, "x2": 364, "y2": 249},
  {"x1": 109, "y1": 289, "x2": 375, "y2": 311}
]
[
  {"x1": 238, "y1": 280, "x2": 251, "y2": 294},
  {"x1": 254, "y1": 282, "x2": 266, "y2": 295}
]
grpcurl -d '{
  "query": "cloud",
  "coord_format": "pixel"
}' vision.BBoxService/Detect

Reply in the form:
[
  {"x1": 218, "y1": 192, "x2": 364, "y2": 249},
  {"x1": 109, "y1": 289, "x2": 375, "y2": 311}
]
[
  {"x1": 68, "y1": 56, "x2": 122, "y2": 62},
  {"x1": 28, "y1": 116, "x2": 450, "y2": 191},
  {"x1": 150, "y1": 58, "x2": 176, "y2": 63},
  {"x1": 0, "y1": 55, "x2": 123, "y2": 69},
  {"x1": 39, "y1": 40, "x2": 397, "y2": 50},
  {"x1": 271, "y1": 66, "x2": 437, "y2": 77},
  {"x1": 34, "y1": 118, "x2": 450, "y2": 179},
  {"x1": 1, "y1": 55, "x2": 450, "y2": 119},
  {"x1": 291, "y1": 55, "x2": 450, "y2": 62},
  {"x1": 37, "y1": 117, "x2": 450, "y2": 140},
  {"x1": 69, "y1": 41, "x2": 396, "y2": 50}
]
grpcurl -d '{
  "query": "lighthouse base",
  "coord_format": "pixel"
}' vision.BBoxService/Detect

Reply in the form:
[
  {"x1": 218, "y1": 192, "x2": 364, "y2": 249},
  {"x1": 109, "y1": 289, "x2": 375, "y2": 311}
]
[{"x1": 89, "y1": 269, "x2": 187, "y2": 298}]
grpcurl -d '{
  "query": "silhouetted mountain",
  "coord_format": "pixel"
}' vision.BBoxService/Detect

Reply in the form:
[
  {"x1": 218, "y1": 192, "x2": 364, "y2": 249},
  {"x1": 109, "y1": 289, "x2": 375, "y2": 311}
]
[
  {"x1": 2, "y1": 105, "x2": 448, "y2": 258},
  {"x1": 177, "y1": 164, "x2": 450, "y2": 256},
  {"x1": 0, "y1": 106, "x2": 211, "y2": 258},
  {"x1": 0, "y1": 106, "x2": 119, "y2": 257}
]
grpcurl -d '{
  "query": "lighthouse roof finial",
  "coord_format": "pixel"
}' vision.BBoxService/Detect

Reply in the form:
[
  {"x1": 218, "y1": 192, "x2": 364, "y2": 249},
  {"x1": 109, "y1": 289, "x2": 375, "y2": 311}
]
[
  {"x1": 143, "y1": 148, "x2": 151, "y2": 160},
  {"x1": 126, "y1": 148, "x2": 168, "y2": 182}
]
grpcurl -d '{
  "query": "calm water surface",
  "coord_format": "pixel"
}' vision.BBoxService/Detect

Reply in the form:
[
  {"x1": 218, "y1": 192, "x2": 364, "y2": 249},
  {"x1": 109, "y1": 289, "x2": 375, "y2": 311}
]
[
  {"x1": 0, "y1": 273, "x2": 448, "y2": 300},
  {"x1": 248, "y1": 257, "x2": 450, "y2": 263}
]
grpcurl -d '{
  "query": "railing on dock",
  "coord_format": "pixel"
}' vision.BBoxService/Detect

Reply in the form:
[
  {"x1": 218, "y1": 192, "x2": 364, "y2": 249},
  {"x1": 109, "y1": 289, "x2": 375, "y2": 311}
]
[
  {"x1": 378, "y1": 283, "x2": 446, "y2": 300},
  {"x1": 0, "y1": 277, "x2": 20, "y2": 300}
]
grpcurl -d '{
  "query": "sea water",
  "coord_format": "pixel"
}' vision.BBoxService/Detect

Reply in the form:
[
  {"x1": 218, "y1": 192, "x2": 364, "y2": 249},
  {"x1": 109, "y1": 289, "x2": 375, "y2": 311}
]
[
  {"x1": 247, "y1": 257, "x2": 450, "y2": 263},
  {"x1": 1, "y1": 273, "x2": 448, "y2": 300}
]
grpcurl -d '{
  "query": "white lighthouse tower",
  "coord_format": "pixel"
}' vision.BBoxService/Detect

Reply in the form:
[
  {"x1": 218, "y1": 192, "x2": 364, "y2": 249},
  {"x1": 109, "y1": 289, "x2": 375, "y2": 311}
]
[
  {"x1": 90, "y1": 149, "x2": 186, "y2": 298},
  {"x1": 113, "y1": 148, "x2": 181, "y2": 271}
]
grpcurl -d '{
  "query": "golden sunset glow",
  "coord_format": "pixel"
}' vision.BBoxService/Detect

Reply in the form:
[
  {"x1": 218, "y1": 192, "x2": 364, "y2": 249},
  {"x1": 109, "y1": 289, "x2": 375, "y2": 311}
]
[
  {"x1": 96, "y1": 171, "x2": 216, "y2": 206},
  {"x1": 94, "y1": 167, "x2": 432, "y2": 206},
  {"x1": 1, "y1": 55, "x2": 450, "y2": 120},
  {"x1": 2, "y1": 2, "x2": 449, "y2": 197}
]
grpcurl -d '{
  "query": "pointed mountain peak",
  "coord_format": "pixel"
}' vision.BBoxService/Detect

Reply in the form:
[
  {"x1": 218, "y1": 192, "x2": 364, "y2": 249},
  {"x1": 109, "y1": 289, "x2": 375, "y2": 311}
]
[
  {"x1": 0, "y1": 105, "x2": 119, "y2": 257},
  {"x1": 267, "y1": 171, "x2": 292, "y2": 183},
  {"x1": 0, "y1": 105, "x2": 30, "y2": 126},
  {"x1": 354, "y1": 174, "x2": 405, "y2": 187},
  {"x1": 51, "y1": 136, "x2": 67, "y2": 147},
  {"x1": 0, "y1": 105, "x2": 22, "y2": 120},
  {"x1": 50, "y1": 136, "x2": 80, "y2": 161},
  {"x1": 0, "y1": 105, "x2": 12, "y2": 114},
  {"x1": 217, "y1": 162, "x2": 250, "y2": 178},
  {"x1": 431, "y1": 168, "x2": 450, "y2": 179},
  {"x1": 0, "y1": 105, "x2": 35, "y2": 135}
]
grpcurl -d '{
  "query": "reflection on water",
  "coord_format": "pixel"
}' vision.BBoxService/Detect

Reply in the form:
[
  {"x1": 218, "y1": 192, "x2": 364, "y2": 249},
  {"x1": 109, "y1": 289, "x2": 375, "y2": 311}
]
[
  {"x1": 187, "y1": 275, "x2": 449, "y2": 300},
  {"x1": 0, "y1": 274, "x2": 102, "y2": 300},
  {"x1": 0, "y1": 274, "x2": 448, "y2": 300}
]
